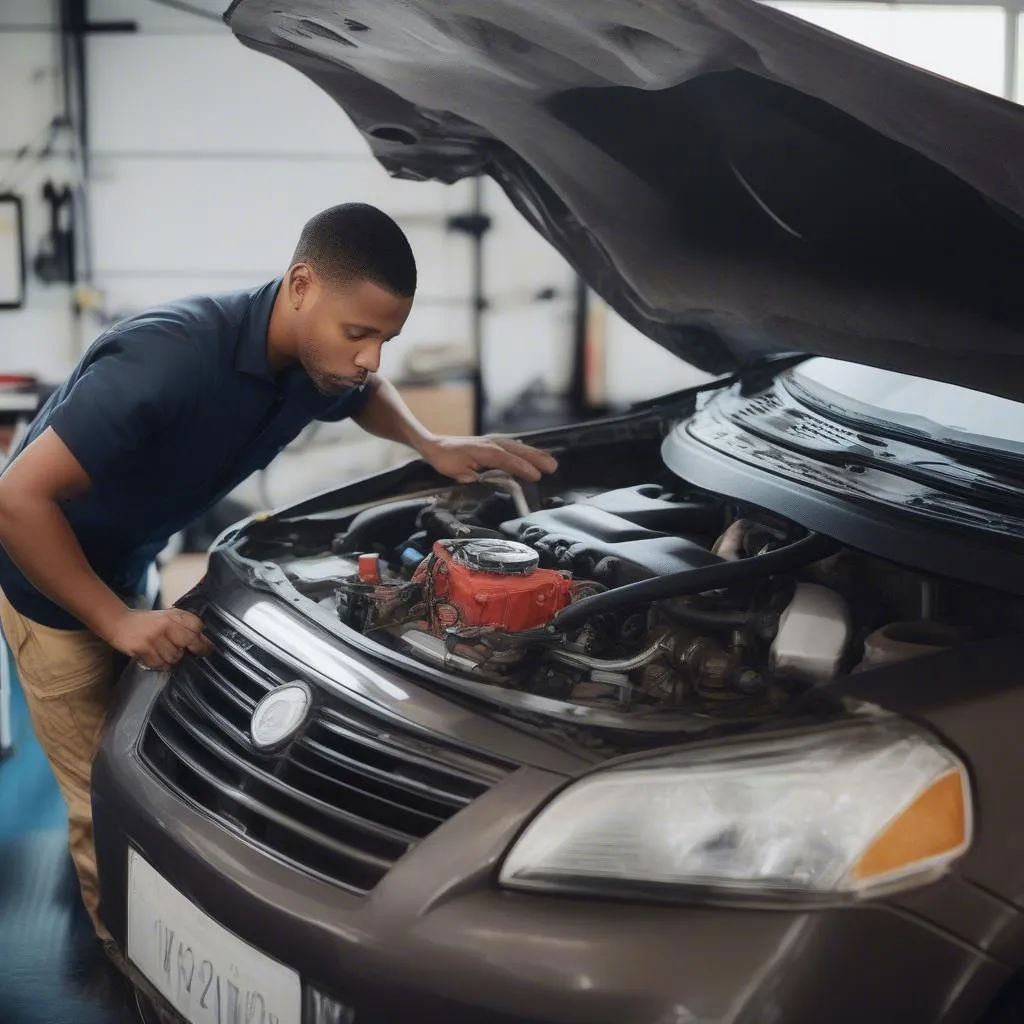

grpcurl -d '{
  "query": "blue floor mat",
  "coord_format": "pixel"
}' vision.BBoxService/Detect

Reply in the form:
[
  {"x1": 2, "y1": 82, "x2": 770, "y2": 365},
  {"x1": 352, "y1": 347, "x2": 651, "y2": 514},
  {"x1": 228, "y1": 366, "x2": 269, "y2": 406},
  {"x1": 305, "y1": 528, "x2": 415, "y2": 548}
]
[{"x1": 0, "y1": 659, "x2": 137, "y2": 1023}]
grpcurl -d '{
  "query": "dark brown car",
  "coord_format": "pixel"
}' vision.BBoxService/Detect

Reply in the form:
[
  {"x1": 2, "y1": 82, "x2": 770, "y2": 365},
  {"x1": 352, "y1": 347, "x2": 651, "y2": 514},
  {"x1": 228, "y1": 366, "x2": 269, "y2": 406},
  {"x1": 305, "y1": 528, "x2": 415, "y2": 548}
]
[{"x1": 93, "y1": 2, "x2": 1024, "y2": 1022}]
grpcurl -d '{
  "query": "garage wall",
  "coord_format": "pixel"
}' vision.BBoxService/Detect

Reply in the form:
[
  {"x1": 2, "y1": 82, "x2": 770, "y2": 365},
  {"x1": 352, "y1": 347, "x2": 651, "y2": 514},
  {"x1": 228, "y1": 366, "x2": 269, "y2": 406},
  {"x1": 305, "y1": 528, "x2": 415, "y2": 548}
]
[
  {"x1": 0, "y1": 0, "x2": 81, "y2": 376},
  {"x1": 86, "y1": 2, "x2": 478, "y2": 384}
]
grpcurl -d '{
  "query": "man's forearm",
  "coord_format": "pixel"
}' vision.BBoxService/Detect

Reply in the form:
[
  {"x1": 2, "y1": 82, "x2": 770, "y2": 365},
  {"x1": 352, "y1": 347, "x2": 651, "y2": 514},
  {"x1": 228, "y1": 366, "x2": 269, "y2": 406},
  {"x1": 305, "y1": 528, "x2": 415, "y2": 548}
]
[
  {"x1": 0, "y1": 496, "x2": 129, "y2": 639},
  {"x1": 351, "y1": 375, "x2": 558, "y2": 484},
  {"x1": 352, "y1": 375, "x2": 439, "y2": 453}
]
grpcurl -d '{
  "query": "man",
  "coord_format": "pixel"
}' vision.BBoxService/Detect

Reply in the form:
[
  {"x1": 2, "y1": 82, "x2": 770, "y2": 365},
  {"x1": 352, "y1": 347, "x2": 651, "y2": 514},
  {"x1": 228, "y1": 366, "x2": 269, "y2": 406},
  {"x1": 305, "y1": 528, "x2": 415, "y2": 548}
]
[{"x1": 0, "y1": 202, "x2": 557, "y2": 941}]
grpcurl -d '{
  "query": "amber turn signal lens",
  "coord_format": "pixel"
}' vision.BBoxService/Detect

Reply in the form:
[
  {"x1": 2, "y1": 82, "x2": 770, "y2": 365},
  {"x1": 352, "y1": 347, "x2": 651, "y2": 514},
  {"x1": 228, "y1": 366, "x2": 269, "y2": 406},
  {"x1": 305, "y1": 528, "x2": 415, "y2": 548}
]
[{"x1": 851, "y1": 769, "x2": 968, "y2": 884}]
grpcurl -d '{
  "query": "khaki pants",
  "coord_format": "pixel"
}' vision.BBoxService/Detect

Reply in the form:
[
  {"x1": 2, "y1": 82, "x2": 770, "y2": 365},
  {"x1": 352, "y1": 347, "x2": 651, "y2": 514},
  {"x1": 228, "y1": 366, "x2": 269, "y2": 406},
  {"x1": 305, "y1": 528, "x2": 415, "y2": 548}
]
[{"x1": 0, "y1": 591, "x2": 115, "y2": 941}]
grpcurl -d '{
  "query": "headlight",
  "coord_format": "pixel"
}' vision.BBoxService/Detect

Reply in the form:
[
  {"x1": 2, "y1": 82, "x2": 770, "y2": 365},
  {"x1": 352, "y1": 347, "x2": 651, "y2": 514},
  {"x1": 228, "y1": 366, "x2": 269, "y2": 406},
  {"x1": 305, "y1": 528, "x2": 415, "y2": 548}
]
[{"x1": 500, "y1": 720, "x2": 971, "y2": 901}]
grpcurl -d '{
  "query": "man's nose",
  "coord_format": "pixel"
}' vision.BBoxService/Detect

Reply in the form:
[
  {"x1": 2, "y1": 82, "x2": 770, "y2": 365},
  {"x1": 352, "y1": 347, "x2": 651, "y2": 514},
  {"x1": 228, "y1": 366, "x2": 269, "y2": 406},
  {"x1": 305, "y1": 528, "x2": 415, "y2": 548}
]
[{"x1": 353, "y1": 340, "x2": 383, "y2": 373}]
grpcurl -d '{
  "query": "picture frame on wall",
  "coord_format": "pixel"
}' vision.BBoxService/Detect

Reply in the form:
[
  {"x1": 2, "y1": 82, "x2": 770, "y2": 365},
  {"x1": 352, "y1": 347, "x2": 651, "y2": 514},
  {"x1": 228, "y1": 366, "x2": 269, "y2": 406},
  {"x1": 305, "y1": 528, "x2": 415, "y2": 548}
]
[{"x1": 0, "y1": 194, "x2": 26, "y2": 310}]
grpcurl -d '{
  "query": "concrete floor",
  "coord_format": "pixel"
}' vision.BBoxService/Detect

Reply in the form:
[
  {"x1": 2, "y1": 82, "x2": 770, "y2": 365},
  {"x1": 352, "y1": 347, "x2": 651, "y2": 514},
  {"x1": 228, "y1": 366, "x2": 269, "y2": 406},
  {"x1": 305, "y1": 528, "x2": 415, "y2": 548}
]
[{"x1": 0, "y1": 660, "x2": 138, "y2": 1024}]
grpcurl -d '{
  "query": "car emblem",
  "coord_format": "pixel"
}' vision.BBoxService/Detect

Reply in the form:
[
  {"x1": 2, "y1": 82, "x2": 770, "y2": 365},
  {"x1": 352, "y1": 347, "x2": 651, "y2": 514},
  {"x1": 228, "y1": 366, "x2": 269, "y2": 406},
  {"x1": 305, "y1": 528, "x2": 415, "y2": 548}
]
[{"x1": 250, "y1": 681, "x2": 312, "y2": 751}]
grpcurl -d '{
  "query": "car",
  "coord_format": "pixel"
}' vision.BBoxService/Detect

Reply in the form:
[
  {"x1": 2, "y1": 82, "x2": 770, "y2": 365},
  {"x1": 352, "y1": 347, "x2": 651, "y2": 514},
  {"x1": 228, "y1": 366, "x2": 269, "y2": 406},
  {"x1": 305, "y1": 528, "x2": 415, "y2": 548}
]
[{"x1": 92, "y1": 2, "x2": 1024, "y2": 1023}]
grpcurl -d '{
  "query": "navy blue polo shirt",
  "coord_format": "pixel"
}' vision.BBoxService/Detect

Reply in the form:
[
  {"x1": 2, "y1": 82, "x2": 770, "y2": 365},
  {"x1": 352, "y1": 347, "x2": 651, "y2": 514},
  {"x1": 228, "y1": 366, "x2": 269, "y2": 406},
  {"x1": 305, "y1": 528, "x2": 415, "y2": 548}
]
[{"x1": 0, "y1": 278, "x2": 370, "y2": 629}]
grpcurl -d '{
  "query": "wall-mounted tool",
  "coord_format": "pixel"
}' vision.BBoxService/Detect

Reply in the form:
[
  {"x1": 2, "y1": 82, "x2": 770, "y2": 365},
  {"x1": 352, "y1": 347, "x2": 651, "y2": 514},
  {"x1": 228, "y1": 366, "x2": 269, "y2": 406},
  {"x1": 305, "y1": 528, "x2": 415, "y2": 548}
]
[
  {"x1": 34, "y1": 180, "x2": 75, "y2": 285},
  {"x1": 0, "y1": 194, "x2": 25, "y2": 308}
]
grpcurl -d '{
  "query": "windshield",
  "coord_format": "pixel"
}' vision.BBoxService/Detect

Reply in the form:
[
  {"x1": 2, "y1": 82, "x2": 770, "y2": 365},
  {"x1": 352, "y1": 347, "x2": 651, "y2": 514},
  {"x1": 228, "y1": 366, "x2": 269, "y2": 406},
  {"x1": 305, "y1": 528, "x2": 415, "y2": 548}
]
[{"x1": 788, "y1": 358, "x2": 1024, "y2": 457}]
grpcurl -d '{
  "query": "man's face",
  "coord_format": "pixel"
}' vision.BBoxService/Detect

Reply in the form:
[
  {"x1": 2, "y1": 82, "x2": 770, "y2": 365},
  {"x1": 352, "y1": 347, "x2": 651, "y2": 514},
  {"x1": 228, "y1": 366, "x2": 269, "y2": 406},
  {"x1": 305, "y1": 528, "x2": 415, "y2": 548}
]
[{"x1": 289, "y1": 269, "x2": 413, "y2": 396}]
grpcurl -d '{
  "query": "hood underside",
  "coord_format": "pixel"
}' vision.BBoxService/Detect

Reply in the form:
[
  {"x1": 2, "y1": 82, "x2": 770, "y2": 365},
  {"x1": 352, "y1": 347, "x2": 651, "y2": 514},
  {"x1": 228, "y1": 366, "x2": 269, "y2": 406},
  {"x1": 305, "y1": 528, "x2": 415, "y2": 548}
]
[{"x1": 227, "y1": 0, "x2": 1024, "y2": 401}]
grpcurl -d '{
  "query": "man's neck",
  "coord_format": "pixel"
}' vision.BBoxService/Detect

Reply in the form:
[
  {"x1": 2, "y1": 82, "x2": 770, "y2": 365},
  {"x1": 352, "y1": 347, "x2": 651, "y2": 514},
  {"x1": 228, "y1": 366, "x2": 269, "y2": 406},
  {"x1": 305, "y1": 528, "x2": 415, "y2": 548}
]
[{"x1": 266, "y1": 282, "x2": 297, "y2": 374}]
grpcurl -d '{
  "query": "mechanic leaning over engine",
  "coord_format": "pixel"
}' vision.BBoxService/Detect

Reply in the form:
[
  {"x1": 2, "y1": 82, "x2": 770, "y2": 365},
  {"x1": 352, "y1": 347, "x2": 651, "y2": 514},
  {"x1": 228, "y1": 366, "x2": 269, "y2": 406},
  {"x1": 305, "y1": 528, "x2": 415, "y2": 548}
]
[{"x1": 0, "y1": 203, "x2": 557, "y2": 944}]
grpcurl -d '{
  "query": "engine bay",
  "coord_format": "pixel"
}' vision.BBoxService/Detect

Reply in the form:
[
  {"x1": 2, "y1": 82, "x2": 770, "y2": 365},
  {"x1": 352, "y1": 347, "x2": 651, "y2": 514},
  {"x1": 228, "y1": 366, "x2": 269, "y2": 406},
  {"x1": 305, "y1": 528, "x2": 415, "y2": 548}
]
[{"x1": 243, "y1": 469, "x2": 1022, "y2": 720}]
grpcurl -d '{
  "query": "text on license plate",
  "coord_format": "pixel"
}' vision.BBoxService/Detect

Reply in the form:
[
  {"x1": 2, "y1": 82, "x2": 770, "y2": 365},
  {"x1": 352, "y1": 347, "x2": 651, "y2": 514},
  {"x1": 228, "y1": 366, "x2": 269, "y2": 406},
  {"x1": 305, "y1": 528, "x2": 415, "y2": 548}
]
[{"x1": 126, "y1": 849, "x2": 301, "y2": 1024}]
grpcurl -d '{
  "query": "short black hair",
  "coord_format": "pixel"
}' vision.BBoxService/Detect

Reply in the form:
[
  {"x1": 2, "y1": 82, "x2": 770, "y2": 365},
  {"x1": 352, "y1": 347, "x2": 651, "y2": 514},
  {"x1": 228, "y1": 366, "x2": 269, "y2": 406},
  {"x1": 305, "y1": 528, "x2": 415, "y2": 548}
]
[{"x1": 292, "y1": 203, "x2": 417, "y2": 297}]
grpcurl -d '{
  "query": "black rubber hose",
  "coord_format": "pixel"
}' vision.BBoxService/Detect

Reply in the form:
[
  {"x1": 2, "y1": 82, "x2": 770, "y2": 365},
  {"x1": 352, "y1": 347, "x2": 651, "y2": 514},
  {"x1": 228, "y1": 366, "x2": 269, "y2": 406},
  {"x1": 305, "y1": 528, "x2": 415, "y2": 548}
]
[
  {"x1": 419, "y1": 506, "x2": 505, "y2": 540},
  {"x1": 334, "y1": 499, "x2": 433, "y2": 554},
  {"x1": 549, "y1": 532, "x2": 839, "y2": 633},
  {"x1": 661, "y1": 605, "x2": 752, "y2": 630}
]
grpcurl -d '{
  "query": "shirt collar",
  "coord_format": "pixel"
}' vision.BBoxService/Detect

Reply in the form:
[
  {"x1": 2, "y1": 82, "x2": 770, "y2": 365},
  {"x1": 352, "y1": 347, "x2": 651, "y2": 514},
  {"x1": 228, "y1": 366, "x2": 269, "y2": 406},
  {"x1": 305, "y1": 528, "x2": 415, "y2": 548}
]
[{"x1": 234, "y1": 277, "x2": 283, "y2": 381}]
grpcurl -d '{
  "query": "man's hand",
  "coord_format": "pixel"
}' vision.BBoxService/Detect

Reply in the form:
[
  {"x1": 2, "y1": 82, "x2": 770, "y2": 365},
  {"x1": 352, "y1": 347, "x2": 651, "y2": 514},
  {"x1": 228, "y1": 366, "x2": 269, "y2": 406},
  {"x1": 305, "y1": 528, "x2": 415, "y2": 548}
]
[
  {"x1": 350, "y1": 379, "x2": 557, "y2": 482},
  {"x1": 104, "y1": 608, "x2": 214, "y2": 672},
  {"x1": 419, "y1": 435, "x2": 558, "y2": 483}
]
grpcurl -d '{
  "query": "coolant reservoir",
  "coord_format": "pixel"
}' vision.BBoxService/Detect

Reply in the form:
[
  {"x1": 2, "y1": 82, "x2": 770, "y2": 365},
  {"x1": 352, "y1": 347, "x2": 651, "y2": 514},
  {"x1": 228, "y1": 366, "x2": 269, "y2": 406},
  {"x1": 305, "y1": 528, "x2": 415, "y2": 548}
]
[
  {"x1": 770, "y1": 583, "x2": 852, "y2": 684},
  {"x1": 415, "y1": 538, "x2": 574, "y2": 636}
]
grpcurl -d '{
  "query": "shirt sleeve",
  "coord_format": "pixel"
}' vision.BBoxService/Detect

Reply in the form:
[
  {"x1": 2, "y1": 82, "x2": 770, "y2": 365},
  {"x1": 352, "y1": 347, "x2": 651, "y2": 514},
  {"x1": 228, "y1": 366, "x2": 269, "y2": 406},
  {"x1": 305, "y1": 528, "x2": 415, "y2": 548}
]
[
  {"x1": 315, "y1": 382, "x2": 373, "y2": 423},
  {"x1": 49, "y1": 324, "x2": 201, "y2": 482}
]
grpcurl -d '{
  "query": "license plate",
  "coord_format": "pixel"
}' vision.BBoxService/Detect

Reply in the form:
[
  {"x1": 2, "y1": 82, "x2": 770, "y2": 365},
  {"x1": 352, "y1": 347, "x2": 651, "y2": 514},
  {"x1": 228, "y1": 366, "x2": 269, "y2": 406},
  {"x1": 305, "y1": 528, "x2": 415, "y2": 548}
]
[{"x1": 127, "y1": 850, "x2": 301, "y2": 1024}]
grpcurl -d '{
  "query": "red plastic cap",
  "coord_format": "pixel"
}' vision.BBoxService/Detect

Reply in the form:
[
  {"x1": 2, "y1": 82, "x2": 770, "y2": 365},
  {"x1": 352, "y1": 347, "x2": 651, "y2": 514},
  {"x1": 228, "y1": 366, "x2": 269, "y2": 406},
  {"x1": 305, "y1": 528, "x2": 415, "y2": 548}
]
[{"x1": 358, "y1": 553, "x2": 382, "y2": 584}]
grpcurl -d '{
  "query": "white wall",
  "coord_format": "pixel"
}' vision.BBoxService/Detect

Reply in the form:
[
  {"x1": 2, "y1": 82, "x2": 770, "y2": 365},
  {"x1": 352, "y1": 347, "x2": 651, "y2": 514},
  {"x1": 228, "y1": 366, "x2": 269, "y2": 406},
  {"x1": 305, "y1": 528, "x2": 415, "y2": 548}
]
[
  {"x1": 86, "y1": 1, "x2": 477, "y2": 384},
  {"x1": 0, "y1": 0, "x2": 82, "y2": 377}
]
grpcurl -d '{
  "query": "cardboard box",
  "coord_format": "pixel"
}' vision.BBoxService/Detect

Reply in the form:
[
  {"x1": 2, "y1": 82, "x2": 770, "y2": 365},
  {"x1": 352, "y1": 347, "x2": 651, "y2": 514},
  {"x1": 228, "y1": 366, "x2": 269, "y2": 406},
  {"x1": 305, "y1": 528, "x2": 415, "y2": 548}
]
[{"x1": 398, "y1": 382, "x2": 474, "y2": 436}]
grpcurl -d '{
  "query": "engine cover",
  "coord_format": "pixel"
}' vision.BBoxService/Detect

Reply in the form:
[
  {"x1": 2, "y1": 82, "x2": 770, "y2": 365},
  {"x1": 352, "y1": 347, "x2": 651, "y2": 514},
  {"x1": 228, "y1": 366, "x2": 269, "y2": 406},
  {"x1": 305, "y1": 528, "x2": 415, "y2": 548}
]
[
  {"x1": 414, "y1": 539, "x2": 574, "y2": 635},
  {"x1": 500, "y1": 486, "x2": 722, "y2": 585}
]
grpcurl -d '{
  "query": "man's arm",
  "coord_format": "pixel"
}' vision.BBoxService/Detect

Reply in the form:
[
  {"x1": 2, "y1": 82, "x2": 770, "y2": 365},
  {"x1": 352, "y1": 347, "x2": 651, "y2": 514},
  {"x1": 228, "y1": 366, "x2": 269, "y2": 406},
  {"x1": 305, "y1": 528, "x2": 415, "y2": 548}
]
[
  {"x1": 353, "y1": 374, "x2": 558, "y2": 483},
  {"x1": 0, "y1": 428, "x2": 211, "y2": 670}
]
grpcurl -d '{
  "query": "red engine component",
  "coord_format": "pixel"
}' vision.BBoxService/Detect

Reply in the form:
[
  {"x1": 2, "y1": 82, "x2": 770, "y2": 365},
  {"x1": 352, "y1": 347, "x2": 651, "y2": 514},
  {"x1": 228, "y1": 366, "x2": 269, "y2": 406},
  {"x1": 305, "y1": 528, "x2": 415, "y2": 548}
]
[{"x1": 414, "y1": 538, "x2": 573, "y2": 636}]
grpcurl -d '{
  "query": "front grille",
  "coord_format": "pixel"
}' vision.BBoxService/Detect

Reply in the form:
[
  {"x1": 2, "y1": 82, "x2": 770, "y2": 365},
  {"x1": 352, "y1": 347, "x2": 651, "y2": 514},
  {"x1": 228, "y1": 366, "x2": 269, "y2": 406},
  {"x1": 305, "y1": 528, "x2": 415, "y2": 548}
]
[{"x1": 139, "y1": 611, "x2": 515, "y2": 893}]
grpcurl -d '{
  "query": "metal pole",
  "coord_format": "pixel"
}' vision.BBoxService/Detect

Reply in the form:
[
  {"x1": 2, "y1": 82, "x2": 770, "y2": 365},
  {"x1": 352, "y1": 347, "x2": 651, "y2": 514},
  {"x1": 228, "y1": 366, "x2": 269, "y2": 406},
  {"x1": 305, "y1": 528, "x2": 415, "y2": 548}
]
[
  {"x1": 1005, "y1": 5, "x2": 1019, "y2": 101},
  {"x1": 470, "y1": 175, "x2": 487, "y2": 434},
  {"x1": 58, "y1": 0, "x2": 135, "y2": 297},
  {"x1": 69, "y1": 0, "x2": 91, "y2": 285},
  {"x1": 569, "y1": 274, "x2": 589, "y2": 422}
]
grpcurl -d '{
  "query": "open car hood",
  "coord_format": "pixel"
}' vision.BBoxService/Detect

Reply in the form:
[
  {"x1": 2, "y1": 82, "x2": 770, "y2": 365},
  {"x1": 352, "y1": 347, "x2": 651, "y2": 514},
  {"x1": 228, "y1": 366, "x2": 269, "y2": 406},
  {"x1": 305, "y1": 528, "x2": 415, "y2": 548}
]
[{"x1": 226, "y1": 0, "x2": 1024, "y2": 402}]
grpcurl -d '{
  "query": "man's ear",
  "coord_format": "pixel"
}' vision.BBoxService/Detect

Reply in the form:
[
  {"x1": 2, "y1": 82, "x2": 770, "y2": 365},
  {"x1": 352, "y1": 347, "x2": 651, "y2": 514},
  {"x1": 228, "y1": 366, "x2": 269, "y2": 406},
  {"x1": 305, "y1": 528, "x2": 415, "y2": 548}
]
[{"x1": 289, "y1": 263, "x2": 313, "y2": 309}]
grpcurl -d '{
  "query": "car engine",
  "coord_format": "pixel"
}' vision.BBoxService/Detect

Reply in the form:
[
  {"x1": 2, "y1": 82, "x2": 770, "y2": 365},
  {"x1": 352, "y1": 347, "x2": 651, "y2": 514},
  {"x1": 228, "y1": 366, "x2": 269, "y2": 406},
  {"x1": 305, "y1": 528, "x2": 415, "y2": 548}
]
[{"x1": 266, "y1": 473, "x2": 1011, "y2": 718}]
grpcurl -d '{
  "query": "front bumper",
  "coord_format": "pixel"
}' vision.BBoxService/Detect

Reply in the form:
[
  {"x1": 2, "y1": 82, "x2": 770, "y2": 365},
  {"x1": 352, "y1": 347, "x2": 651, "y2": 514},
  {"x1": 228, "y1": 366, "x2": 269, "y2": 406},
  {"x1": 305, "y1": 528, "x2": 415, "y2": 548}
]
[{"x1": 93, "y1": 665, "x2": 1009, "y2": 1024}]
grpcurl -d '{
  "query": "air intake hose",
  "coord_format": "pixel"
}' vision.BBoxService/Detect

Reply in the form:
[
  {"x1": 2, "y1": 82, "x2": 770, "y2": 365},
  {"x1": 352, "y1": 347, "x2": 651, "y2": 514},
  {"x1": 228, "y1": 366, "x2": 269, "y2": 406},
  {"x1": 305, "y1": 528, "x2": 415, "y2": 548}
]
[
  {"x1": 549, "y1": 531, "x2": 838, "y2": 633},
  {"x1": 334, "y1": 499, "x2": 433, "y2": 554}
]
